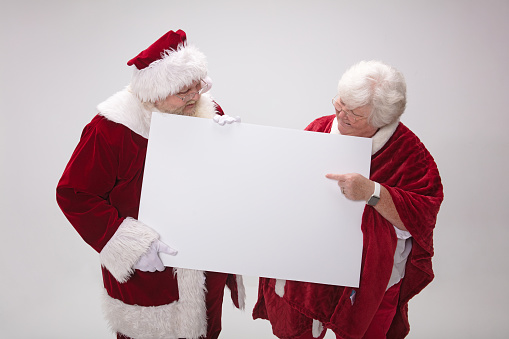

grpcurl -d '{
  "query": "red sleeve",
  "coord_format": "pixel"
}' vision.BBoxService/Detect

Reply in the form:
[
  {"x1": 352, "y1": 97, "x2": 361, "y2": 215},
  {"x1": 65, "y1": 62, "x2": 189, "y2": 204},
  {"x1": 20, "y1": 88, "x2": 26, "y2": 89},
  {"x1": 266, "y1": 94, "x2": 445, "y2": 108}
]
[
  {"x1": 371, "y1": 124, "x2": 443, "y2": 255},
  {"x1": 56, "y1": 116, "x2": 124, "y2": 252}
]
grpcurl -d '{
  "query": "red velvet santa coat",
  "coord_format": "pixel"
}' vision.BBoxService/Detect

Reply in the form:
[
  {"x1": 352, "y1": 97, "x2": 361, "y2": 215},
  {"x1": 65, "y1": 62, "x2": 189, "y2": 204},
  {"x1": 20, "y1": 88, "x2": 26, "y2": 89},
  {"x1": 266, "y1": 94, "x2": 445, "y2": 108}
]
[
  {"x1": 253, "y1": 115, "x2": 443, "y2": 339},
  {"x1": 57, "y1": 89, "x2": 245, "y2": 339}
]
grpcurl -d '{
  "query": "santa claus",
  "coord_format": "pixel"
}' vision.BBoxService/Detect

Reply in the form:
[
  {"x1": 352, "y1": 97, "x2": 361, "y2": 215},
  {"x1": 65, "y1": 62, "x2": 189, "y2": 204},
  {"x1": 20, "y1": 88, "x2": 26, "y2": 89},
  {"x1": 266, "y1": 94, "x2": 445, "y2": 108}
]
[{"x1": 57, "y1": 29, "x2": 244, "y2": 339}]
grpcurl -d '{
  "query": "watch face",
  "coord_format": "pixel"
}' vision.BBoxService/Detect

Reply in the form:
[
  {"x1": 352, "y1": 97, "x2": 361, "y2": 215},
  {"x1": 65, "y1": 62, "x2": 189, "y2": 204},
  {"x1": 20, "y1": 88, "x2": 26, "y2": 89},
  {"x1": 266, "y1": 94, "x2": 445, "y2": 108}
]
[{"x1": 367, "y1": 196, "x2": 380, "y2": 206}]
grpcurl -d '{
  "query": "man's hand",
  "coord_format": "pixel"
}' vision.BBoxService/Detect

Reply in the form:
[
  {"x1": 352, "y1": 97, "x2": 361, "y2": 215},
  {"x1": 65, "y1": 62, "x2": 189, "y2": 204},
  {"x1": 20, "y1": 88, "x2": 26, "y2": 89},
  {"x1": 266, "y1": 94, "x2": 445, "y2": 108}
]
[
  {"x1": 325, "y1": 173, "x2": 374, "y2": 202},
  {"x1": 213, "y1": 114, "x2": 241, "y2": 126},
  {"x1": 133, "y1": 240, "x2": 178, "y2": 272}
]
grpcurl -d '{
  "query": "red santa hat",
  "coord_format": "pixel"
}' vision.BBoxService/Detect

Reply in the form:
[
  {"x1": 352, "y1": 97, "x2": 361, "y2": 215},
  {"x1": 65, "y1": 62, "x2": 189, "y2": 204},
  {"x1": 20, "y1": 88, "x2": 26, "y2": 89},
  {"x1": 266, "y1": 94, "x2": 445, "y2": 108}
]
[{"x1": 127, "y1": 29, "x2": 208, "y2": 102}]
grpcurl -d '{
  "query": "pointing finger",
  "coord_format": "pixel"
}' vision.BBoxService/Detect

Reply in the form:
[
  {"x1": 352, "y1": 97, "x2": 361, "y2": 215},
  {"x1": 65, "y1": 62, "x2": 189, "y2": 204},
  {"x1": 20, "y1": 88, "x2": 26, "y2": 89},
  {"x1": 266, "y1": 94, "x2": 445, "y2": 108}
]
[{"x1": 325, "y1": 173, "x2": 345, "y2": 181}]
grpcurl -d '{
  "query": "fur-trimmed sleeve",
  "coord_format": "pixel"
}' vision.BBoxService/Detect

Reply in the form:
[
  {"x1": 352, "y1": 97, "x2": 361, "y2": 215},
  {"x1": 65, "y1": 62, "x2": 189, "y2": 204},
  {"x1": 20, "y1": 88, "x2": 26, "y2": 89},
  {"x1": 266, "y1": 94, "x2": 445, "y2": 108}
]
[
  {"x1": 56, "y1": 115, "x2": 158, "y2": 282},
  {"x1": 100, "y1": 217, "x2": 158, "y2": 282}
]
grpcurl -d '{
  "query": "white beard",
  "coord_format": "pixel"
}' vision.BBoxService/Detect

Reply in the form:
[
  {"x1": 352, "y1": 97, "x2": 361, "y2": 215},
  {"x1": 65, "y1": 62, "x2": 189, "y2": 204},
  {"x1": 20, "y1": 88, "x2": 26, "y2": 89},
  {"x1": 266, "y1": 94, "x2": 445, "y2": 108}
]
[
  {"x1": 169, "y1": 100, "x2": 198, "y2": 116},
  {"x1": 148, "y1": 99, "x2": 199, "y2": 117},
  {"x1": 98, "y1": 90, "x2": 218, "y2": 139}
]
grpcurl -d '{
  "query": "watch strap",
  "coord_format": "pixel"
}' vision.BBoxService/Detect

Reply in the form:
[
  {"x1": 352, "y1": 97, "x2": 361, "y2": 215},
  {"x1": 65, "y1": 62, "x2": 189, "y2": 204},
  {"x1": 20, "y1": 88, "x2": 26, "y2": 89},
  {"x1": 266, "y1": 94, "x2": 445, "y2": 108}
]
[{"x1": 367, "y1": 182, "x2": 381, "y2": 206}]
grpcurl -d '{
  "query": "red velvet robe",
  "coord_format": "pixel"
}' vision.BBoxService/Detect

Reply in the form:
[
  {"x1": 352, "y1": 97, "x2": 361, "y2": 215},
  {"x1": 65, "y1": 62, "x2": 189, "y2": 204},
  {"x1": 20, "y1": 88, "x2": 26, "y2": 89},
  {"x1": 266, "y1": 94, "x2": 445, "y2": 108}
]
[
  {"x1": 57, "y1": 90, "x2": 244, "y2": 339},
  {"x1": 253, "y1": 115, "x2": 443, "y2": 339}
]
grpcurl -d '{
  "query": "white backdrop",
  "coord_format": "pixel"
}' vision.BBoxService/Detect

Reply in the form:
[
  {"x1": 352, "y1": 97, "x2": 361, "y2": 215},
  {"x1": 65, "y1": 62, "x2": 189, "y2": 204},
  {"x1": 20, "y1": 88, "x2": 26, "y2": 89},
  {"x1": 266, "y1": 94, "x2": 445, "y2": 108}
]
[{"x1": 1, "y1": 1, "x2": 508, "y2": 338}]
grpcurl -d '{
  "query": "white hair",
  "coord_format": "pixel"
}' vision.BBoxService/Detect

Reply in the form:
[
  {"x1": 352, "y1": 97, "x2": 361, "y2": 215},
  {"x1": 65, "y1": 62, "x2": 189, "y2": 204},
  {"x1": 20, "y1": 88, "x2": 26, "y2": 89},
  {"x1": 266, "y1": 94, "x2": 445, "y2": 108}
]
[{"x1": 337, "y1": 60, "x2": 407, "y2": 128}]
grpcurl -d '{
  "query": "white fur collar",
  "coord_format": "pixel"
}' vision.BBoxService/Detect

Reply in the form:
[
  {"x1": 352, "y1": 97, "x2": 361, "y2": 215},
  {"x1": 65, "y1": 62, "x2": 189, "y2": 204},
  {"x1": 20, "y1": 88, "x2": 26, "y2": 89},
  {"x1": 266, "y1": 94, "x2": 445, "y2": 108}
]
[
  {"x1": 330, "y1": 117, "x2": 399, "y2": 155},
  {"x1": 97, "y1": 88, "x2": 217, "y2": 139}
]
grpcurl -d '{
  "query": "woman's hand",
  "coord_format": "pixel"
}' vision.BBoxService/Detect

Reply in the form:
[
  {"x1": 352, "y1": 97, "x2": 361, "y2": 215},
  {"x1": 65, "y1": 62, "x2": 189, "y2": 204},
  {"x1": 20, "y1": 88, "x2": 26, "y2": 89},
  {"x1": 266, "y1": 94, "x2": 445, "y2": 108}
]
[
  {"x1": 325, "y1": 172, "x2": 408, "y2": 231},
  {"x1": 325, "y1": 173, "x2": 374, "y2": 202}
]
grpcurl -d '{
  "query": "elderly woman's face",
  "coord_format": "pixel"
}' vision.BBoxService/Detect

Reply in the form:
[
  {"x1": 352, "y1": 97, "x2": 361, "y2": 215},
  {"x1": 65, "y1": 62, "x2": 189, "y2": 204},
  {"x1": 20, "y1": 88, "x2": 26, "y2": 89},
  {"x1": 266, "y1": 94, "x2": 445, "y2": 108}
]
[{"x1": 334, "y1": 98, "x2": 378, "y2": 138}]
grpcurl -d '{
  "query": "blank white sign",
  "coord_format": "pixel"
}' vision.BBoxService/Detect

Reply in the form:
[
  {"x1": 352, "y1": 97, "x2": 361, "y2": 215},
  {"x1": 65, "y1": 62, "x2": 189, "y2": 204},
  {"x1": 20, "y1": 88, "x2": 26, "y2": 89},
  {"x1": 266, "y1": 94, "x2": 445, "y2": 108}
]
[{"x1": 138, "y1": 113, "x2": 371, "y2": 287}]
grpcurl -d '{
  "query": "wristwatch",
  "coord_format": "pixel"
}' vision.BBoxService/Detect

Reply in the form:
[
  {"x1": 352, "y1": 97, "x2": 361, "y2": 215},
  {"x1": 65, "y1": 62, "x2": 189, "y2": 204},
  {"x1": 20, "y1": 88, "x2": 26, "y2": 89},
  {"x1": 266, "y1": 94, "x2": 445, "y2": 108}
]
[{"x1": 366, "y1": 182, "x2": 381, "y2": 206}]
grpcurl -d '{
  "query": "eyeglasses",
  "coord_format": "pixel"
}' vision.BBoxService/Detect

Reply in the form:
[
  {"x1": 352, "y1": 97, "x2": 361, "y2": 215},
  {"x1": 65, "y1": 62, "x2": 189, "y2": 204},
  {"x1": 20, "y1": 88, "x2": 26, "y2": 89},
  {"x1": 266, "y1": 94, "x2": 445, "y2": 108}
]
[
  {"x1": 175, "y1": 79, "x2": 210, "y2": 102},
  {"x1": 332, "y1": 95, "x2": 367, "y2": 123}
]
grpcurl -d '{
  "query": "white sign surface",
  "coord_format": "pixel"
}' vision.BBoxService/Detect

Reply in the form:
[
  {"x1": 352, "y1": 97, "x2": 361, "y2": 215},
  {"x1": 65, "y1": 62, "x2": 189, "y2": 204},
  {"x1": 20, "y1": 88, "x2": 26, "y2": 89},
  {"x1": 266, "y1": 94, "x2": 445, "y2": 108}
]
[{"x1": 139, "y1": 113, "x2": 371, "y2": 287}]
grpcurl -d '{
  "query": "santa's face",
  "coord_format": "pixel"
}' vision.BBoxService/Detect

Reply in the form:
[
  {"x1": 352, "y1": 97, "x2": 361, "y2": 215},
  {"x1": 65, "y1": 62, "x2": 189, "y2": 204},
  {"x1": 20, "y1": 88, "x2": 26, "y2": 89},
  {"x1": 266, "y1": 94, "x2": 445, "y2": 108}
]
[
  {"x1": 154, "y1": 81, "x2": 202, "y2": 116},
  {"x1": 333, "y1": 97, "x2": 377, "y2": 138}
]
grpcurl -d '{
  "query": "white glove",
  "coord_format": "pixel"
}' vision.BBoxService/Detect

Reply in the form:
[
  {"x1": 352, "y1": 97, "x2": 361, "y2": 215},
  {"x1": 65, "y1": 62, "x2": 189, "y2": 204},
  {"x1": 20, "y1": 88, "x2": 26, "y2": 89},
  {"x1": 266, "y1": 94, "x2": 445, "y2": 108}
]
[
  {"x1": 133, "y1": 240, "x2": 178, "y2": 272},
  {"x1": 213, "y1": 114, "x2": 241, "y2": 126}
]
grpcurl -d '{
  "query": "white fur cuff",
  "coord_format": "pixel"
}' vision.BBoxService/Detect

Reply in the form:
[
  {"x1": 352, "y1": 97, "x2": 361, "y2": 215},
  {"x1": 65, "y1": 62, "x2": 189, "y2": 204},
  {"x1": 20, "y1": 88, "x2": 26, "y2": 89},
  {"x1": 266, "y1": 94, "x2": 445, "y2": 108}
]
[{"x1": 99, "y1": 217, "x2": 159, "y2": 283}]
